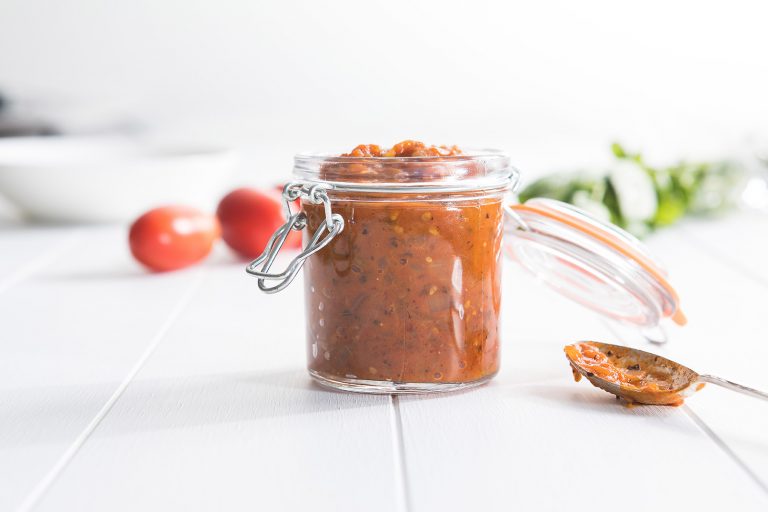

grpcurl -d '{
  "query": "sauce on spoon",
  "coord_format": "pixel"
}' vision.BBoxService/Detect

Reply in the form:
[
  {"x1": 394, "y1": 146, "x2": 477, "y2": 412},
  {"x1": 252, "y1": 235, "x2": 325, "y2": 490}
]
[{"x1": 564, "y1": 341, "x2": 703, "y2": 406}]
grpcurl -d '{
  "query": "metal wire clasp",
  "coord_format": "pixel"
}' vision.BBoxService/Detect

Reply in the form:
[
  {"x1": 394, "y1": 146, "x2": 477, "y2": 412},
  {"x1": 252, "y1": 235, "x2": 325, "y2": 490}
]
[{"x1": 245, "y1": 182, "x2": 344, "y2": 293}]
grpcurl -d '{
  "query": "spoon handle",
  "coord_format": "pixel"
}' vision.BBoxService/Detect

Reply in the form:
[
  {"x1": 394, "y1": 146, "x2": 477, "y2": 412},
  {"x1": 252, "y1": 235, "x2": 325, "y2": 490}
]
[{"x1": 698, "y1": 374, "x2": 768, "y2": 402}]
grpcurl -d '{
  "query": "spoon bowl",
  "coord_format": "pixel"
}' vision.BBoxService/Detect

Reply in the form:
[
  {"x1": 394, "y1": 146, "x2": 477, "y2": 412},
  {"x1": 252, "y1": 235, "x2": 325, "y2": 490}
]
[
  {"x1": 565, "y1": 341, "x2": 768, "y2": 405},
  {"x1": 566, "y1": 342, "x2": 701, "y2": 405}
]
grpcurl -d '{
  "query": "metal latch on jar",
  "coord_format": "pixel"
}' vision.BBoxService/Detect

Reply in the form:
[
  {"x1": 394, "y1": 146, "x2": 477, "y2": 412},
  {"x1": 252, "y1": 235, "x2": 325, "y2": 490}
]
[{"x1": 246, "y1": 182, "x2": 344, "y2": 293}]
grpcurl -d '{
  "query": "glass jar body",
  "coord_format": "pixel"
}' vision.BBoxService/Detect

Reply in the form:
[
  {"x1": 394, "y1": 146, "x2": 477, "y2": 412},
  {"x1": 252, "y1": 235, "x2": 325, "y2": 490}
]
[{"x1": 303, "y1": 191, "x2": 505, "y2": 393}]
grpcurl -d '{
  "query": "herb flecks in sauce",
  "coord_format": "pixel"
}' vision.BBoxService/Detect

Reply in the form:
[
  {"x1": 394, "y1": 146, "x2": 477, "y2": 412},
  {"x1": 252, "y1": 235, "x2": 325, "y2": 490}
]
[{"x1": 304, "y1": 141, "x2": 502, "y2": 384}]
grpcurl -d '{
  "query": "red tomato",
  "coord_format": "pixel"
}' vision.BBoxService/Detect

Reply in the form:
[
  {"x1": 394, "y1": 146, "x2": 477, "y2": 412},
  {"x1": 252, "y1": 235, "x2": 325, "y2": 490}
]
[
  {"x1": 129, "y1": 206, "x2": 220, "y2": 272},
  {"x1": 217, "y1": 188, "x2": 301, "y2": 259}
]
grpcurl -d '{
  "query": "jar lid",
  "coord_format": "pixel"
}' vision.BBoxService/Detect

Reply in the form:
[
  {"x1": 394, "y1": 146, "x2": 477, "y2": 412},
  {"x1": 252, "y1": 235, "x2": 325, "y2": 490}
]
[{"x1": 505, "y1": 198, "x2": 686, "y2": 329}]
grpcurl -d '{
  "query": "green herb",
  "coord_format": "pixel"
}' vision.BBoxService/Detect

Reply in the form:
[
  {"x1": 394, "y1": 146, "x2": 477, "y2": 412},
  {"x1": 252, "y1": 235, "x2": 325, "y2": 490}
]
[{"x1": 518, "y1": 143, "x2": 746, "y2": 237}]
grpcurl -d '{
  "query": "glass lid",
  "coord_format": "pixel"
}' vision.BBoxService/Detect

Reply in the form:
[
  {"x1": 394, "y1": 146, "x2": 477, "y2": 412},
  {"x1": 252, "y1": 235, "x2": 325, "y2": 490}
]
[{"x1": 504, "y1": 198, "x2": 686, "y2": 329}]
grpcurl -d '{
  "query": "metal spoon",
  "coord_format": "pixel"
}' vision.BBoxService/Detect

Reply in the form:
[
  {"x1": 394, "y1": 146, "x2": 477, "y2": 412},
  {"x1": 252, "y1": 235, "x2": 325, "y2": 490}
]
[{"x1": 564, "y1": 341, "x2": 768, "y2": 406}]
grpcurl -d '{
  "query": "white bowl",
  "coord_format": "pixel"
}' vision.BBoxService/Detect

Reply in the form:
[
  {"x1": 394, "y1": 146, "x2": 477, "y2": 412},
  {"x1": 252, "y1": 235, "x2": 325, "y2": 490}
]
[{"x1": 0, "y1": 136, "x2": 237, "y2": 223}]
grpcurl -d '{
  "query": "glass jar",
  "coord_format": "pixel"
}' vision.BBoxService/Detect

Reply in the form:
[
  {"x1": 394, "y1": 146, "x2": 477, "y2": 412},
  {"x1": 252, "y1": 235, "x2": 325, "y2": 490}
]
[
  {"x1": 250, "y1": 150, "x2": 517, "y2": 393},
  {"x1": 247, "y1": 147, "x2": 686, "y2": 394}
]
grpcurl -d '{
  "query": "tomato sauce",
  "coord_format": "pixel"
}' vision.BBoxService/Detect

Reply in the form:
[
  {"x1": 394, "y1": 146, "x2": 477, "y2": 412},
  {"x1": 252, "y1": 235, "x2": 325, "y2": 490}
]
[
  {"x1": 303, "y1": 141, "x2": 504, "y2": 386},
  {"x1": 565, "y1": 342, "x2": 674, "y2": 391}
]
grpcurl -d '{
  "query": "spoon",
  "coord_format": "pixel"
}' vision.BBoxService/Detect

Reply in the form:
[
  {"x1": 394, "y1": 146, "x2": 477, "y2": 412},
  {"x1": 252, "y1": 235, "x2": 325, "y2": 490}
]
[{"x1": 564, "y1": 341, "x2": 768, "y2": 406}]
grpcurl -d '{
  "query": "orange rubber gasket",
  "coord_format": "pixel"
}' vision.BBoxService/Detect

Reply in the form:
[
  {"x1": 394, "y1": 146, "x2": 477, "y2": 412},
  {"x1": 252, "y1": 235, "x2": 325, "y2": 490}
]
[{"x1": 510, "y1": 203, "x2": 687, "y2": 326}]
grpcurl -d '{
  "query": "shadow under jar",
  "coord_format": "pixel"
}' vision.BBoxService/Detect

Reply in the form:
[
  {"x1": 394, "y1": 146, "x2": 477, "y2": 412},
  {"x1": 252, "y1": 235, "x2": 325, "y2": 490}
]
[{"x1": 293, "y1": 150, "x2": 517, "y2": 393}]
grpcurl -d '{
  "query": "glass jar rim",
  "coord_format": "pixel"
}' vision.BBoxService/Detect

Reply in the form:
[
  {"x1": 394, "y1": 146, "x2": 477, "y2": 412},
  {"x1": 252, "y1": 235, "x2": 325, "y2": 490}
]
[{"x1": 293, "y1": 148, "x2": 518, "y2": 194}]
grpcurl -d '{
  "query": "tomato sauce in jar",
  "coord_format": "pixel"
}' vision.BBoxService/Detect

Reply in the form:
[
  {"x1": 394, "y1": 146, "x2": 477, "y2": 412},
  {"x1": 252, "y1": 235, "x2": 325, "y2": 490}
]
[{"x1": 295, "y1": 141, "x2": 517, "y2": 393}]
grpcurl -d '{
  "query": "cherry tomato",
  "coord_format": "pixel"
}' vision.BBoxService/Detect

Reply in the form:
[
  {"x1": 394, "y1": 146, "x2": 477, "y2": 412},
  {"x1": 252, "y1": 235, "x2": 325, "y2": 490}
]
[
  {"x1": 129, "y1": 206, "x2": 220, "y2": 272},
  {"x1": 217, "y1": 188, "x2": 301, "y2": 259}
]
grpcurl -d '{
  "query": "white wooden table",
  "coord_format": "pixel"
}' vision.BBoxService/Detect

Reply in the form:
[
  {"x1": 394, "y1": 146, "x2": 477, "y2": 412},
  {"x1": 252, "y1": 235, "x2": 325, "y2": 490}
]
[{"x1": 2, "y1": 213, "x2": 767, "y2": 512}]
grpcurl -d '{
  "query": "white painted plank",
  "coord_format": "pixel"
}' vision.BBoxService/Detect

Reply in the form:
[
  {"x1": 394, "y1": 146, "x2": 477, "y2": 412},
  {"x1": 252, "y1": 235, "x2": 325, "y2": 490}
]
[
  {"x1": 0, "y1": 227, "x2": 206, "y2": 511},
  {"x1": 7, "y1": 215, "x2": 768, "y2": 512},
  {"x1": 679, "y1": 213, "x2": 768, "y2": 286},
  {"x1": 637, "y1": 219, "x2": 768, "y2": 488},
  {"x1": 398, "y1": 338, "x2": 768, "y2": 511},
  {"x1": 0, "y1": 227, "x2": 80, "y2": 293},
  {"x1": 31, "y1": 258, "x2": 401, "y2": 512},
  {"x1": 398, "y1": 252, "x2": 768, "y2": 511}
]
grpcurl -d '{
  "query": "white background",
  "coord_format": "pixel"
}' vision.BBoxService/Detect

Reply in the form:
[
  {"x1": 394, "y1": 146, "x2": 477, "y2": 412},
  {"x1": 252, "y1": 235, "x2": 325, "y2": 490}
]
[{"x1": 2, "y1": 0, "x2": 768, "y2": 181}]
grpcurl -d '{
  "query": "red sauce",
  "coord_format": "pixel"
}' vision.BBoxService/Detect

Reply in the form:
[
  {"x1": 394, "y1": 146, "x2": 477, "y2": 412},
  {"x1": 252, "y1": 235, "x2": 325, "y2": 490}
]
[
  {"x1": 565, "y1": 342, "x2": 669, "y2": 393},
  {"x1": 342, "y1": 140, "x2": 463, "y2": 158},
  {"x1": 564, "y1": 342, "x2": 697, "y2": 406},
  {"x1": 303, "y1": 141, "x2": 503, "y2": 385}
]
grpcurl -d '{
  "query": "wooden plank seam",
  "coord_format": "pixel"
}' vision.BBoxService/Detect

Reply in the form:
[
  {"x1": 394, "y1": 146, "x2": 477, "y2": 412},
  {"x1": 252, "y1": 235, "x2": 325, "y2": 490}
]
[
  {"x1": 14, "y1": 269, "x2": 207, "y2": 512},
  {"x1": 389, "y1": 396, "x2": 413, "y2": 512},
  {"x1": 601, "y1": 319, "x2": 768, "y2": 496},
  {"x1": 0, "y1": 232, "x2": 84, "y2": 296},
  {"x1": 678, "y1": 226, "x2": 768, "y2": 291}
]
